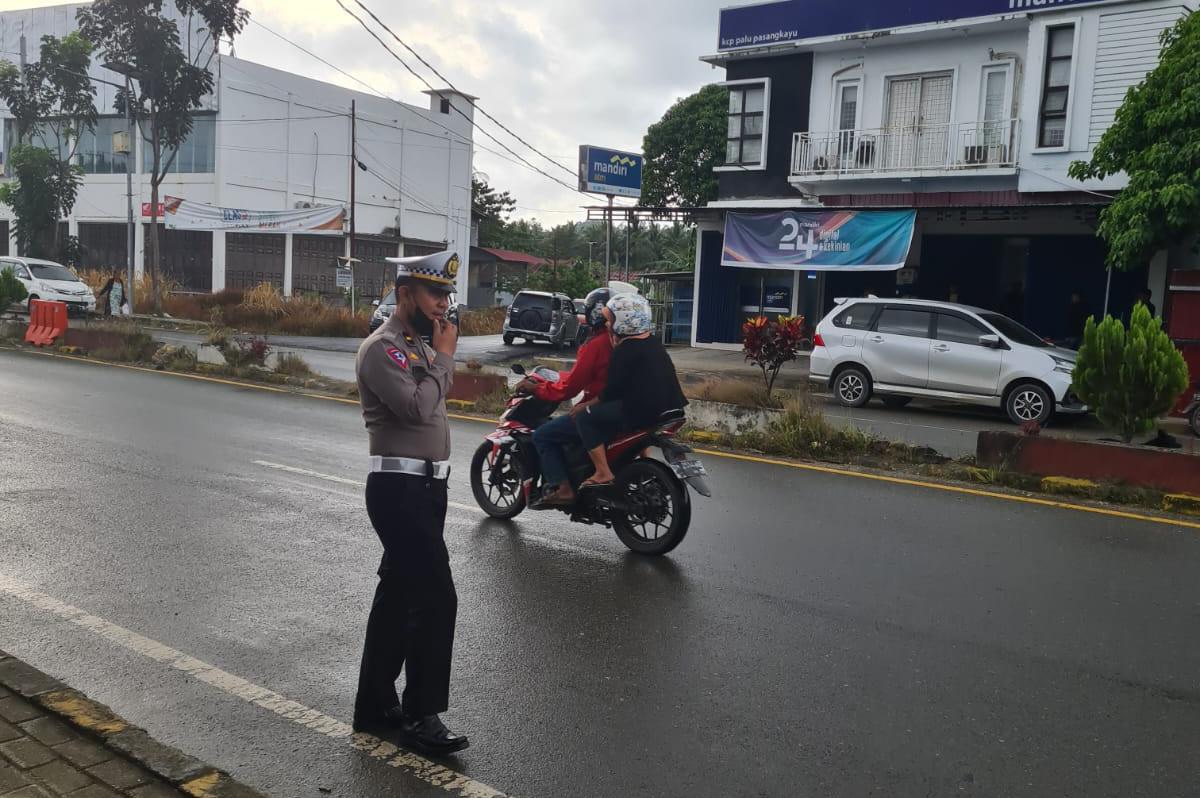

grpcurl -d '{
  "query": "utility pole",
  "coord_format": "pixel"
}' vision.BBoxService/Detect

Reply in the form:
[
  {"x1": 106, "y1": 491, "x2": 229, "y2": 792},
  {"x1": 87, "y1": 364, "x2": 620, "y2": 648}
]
[
  {"x1": 124, "y1": 76, "x2": 135, "y2": 312},
  {"x1": 347, "y1": 99, "x2": 357, "y2": 312},
  {"x1": 605, "y1": 195, "x2": 613, "y2": 285},
  {"x1": 624, "y1": 215, "x2": 631, "y2": 281}
]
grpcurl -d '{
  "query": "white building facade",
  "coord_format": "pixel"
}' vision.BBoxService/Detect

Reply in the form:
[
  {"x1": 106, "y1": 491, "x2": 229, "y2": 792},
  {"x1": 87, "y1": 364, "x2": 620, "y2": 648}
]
[
  {"x1": 692, "y1": 0, "x2": 1196, "y2": 347},
  {"x1": 0, "y1": 3, "x2": 474, "y2": 300}
]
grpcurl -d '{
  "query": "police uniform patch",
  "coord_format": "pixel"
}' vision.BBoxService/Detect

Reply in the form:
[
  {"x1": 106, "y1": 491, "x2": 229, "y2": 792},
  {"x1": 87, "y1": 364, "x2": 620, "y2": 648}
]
[{"x1": 385, "y1": 347, "x2": 409, "y2": 369}]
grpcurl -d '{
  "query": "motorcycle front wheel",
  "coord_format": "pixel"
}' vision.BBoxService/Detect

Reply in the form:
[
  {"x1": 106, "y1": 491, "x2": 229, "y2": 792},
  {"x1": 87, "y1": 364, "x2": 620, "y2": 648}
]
[
  {"x1": 471, "y1": 441, "x2": 527, "y2": 520},
  {"x1": 612, "y1": 460, "x2": 691, "y2": 556}
]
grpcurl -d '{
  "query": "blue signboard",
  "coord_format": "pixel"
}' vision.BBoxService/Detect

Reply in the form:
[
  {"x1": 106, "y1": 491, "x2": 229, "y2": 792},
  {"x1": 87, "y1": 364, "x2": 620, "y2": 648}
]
[
  {"x1": 718, "y1": 0, "x2": 1133, "y2": 50},
  {"x1": 578, "y1": 145, "x2": 643, "y2": 199},
  {"x1": 722, "y1": 210, "x2": 916, "y2": 272}
]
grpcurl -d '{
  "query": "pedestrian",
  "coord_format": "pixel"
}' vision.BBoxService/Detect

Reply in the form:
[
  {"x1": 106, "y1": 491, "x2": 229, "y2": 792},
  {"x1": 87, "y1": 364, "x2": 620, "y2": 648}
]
[
  {"x1": 1136, "y1": 287, "x2": 1157, "y2": 318},
  {"x1": 1065, "y1": 291, "x2": 1089, "y2": 348},
  {"x1": 109, "y1": 275, "x2": 127, "y2": 317},
  {"x1": 96, "y1": 276, "x2": 116, "y2": 317},
  {"x1": 351, "y1": 250, "x2": 469, "y2": 757}
]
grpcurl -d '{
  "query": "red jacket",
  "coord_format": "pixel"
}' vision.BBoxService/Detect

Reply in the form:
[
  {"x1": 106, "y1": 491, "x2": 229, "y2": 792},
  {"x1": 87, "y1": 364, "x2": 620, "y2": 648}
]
[{"x1": 533, "y1": 332, "x2": 612, "y2": 404}]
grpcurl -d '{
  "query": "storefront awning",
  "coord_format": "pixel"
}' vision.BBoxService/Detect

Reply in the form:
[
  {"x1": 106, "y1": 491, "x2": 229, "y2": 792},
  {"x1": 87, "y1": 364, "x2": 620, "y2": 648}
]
[{"x1": 721, "y1": 209, "x2": 916, "y2": 272}]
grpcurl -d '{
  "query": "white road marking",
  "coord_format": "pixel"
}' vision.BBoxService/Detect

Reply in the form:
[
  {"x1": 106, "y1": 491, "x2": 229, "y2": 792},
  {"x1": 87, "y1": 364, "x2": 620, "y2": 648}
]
[
  {"x1": 253, "y1": 460, "x2": 482, "y2": 515},
  {"x1": 0, "y1": 574, "x2": 508, "y2": 798}
]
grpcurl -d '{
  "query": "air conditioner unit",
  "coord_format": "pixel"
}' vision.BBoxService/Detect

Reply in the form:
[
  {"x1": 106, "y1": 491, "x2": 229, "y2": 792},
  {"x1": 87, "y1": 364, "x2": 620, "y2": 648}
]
[{"x1": 294, "y1": 200, "x2": 315, "y2": 209}]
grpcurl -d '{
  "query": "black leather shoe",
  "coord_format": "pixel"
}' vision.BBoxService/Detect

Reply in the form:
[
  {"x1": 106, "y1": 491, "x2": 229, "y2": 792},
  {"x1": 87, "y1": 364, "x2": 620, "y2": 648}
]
[
  {"x1": 399, "y1": 714, "x2": 470, "y2": 756},
  {"x1": 352, "y1": 704, "x2": 405, "y2": 732}
]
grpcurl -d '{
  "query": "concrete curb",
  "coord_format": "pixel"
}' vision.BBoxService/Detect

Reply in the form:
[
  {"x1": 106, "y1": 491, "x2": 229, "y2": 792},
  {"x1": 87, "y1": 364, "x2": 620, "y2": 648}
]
[{"x1": 0, "y1": 649, "x2": 264, "y2": 798}]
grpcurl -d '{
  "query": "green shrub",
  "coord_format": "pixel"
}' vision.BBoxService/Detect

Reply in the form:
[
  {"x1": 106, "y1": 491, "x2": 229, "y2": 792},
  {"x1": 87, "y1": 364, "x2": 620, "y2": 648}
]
[
  {"x1": 1073, "y1": 303, "x2": 1188, "y2": 443},
  {"x1": 91, "y1": 324, "x2": 158, "y2": 363},
  {"x1": 0, "y1": 266, "x2": 28, "y2": 311},
  {"x1": 738, "y1": 391, "x2": 872, "y2": 459}
]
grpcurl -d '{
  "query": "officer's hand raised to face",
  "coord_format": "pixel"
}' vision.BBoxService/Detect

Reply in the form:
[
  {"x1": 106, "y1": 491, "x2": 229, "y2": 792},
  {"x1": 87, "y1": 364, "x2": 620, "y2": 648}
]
[{"x1": 432, "y1": 317, "x2": 458, "y2": 358}]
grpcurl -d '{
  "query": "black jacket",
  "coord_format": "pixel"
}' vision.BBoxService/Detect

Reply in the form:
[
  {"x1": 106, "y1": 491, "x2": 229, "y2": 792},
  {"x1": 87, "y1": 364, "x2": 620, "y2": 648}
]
[{"x1": 601, "y1": 336, "x2": 687, "y2": 429}]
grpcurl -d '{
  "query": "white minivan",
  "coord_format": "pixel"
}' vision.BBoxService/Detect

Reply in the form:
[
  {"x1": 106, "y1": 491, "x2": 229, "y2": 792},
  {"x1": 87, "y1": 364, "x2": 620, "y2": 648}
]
[
  {"x1": 809, "y1": 298, "x2": 1086, "y2": 425},
  {"x1": 2, "y1": 257, "x2": 96, "y2": 315}
]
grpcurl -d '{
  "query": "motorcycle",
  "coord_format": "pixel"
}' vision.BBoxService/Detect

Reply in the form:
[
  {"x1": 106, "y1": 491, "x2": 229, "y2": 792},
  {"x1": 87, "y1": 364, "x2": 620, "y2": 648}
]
[
  {"x1": 1184, "y1": 382, "x2": 1200, "y2": 437},
  {"x1": 469, "y1": 364, "x2": 711, "y2": 556}
]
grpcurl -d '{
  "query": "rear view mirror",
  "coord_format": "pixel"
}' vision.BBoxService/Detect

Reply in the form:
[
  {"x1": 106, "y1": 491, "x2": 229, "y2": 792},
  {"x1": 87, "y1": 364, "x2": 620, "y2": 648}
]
[
  {"x1": 511, "y1": 364, "x2": 526, "y2": 376},
  {"x1": 979, "y1": 334, "x2": 1002, "y2": 348}
]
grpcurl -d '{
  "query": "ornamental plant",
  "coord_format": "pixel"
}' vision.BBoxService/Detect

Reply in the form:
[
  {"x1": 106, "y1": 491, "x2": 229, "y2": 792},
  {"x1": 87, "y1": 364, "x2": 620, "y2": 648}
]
[
  {"x1": 1073, "y1": 303, "x2": 1188, "y2": 444},
  {"x1": 0, "y1": 266, "x2": 28, "y2": 312},
  {"x1": 742, "y1": 315, "x2": 806, "y2": 397}
]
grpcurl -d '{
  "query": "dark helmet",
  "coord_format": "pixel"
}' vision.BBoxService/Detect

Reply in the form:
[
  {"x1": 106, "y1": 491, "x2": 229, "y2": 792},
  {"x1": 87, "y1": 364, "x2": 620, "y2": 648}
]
[{"x1": 582, "y1": 287, "x2": 612, "y2": 330}]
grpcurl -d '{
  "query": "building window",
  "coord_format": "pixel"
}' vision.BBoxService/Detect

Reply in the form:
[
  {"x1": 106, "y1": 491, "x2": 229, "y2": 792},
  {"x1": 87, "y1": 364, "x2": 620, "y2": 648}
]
[
  {"x1": 1038, "y1": 25, "x2": 1075, "y2": 148},
  {"x1": 440, "y1": 97, "x2": 451, "y2": 114},
  {"x1": 3, "y1": 119, "x2": 72, "y2": 161},
  {"x1": 725, "y1": 82, "x2": 766, "y2": 167},
  {"x1": 77, "y1": 117, "x2": 131, "y2": 174},
  {"x1": 144, "y1": 115, "x2": 215, "y2": 174}
]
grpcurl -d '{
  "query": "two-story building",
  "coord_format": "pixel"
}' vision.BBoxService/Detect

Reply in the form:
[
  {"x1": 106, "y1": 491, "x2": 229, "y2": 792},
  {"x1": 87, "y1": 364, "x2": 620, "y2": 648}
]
[
  {"x1": 691, "y1": 0, "x2": 1195, "y2": 348},
  {"x1": 0, "y1": 3, "x2": 474, "y2": 300}
]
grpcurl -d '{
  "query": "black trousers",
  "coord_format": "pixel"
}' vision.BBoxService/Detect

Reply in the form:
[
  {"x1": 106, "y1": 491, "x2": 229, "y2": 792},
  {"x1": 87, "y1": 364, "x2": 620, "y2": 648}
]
[{"x1": 354, "y1": 472, "x2": 457, "y2": 721}]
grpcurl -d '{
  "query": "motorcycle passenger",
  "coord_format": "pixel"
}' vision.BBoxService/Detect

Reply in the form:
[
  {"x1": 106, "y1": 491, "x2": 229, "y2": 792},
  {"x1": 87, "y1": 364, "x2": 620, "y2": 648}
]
[
  {"x1": 529, "y1": 286, "x2": 618, "y2": 507},
  {"x1": 571, "y1": 293, "x2": 687, "y2": 494}
]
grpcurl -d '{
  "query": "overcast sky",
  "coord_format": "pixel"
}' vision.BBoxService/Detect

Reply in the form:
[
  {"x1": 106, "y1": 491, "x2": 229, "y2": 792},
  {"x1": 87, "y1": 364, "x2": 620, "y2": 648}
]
[{"x1": 0, "y1": 0, "x2": 735, "y2": 225}]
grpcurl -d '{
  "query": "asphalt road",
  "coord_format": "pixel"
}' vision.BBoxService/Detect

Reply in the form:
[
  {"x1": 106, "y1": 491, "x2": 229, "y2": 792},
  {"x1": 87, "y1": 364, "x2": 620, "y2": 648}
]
[{"x1": 2, "y1": 349, "x2": 1199, "y2": 797}]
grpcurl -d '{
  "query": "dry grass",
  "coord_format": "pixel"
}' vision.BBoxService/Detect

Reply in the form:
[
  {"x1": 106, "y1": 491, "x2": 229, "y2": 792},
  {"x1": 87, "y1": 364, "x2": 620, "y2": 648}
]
[
  {"x1": 162, "y1": 286, "x2": 370, "y2": 337},
  {"x1": 687, "y1": 378, "x2": 784, "y2": 409},
  {"x1": 275, "y1": 351, "x2": 316, "y2": 378},
  {"x1": 78, "y1": 268, "x2": 175, "y2": 312},
  {"x1": 458, "y1": 306, "x2": 506, "y2": 337}
]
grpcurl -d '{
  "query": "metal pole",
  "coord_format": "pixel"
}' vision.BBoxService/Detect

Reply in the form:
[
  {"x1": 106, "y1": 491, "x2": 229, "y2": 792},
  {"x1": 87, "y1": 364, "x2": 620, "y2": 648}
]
[
  {"x1": 349, "y1": 99, "x2": 356, "y2": 310},
  {"x1": 1102, "y1": 265, "x2": 1113, "y2": 319},
  {"x1": 605, "y1": 195, "x2": 613, "y2": 285},
  {"x1": 624, "y1": 216, "x2": 631, "y2": 281},
  {"x1": 125, "y1": 77, "x2": 135, "y2": 313}
]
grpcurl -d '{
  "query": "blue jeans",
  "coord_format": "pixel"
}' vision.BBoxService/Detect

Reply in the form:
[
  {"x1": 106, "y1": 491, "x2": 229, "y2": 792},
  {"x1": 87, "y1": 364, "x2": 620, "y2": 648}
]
[{"x1": 532, "y1": 414, "x2": 581, "y2": 489}]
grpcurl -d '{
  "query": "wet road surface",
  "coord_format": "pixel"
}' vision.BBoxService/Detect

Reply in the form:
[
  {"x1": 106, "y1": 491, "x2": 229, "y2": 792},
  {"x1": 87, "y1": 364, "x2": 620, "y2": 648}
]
[{"x1": 1, "y1": 349, "x2": 1199, "y2": 797}]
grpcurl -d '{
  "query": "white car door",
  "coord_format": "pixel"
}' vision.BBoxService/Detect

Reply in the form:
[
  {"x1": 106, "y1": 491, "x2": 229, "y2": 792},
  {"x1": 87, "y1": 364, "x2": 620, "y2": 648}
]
[
  {"x1": 861, "y1": 306, "x2": 933, "y2": 388},
  {"x1": 929, "y1": 312, "x2": 1004, "y2": 395}
]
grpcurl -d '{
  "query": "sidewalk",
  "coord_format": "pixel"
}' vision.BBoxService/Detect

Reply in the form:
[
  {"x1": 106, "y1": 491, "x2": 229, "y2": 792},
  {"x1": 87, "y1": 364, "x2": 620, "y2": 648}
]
[{"x1": 0, "y1": 651, "x2": 261, "y2": 798}]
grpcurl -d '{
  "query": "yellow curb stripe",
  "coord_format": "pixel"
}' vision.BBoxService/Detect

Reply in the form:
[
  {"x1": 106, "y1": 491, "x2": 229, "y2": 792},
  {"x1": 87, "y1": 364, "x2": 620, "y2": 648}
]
[
  {"x1": 38, "y1": 691, "x2": 127, "y2": 735},
  {"x1": 688, "y1": 447, "x2": 1200, "y2": 531},
  {"x1": 6, "y1": 345, "x2": 1195, "y2": 532},
  {"x1": 180, "y1": 771, "x2": 221, "y2": 797}
]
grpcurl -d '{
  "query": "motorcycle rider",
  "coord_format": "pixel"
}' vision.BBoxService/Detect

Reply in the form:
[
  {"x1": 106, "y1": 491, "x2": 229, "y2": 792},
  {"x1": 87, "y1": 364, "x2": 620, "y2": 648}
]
[
  {"x1": 527, "y1": 285, "x2": 622, "y2": 507},
  {"x1": 573, "y1": 293, "x2": 687, "y2": 490}
]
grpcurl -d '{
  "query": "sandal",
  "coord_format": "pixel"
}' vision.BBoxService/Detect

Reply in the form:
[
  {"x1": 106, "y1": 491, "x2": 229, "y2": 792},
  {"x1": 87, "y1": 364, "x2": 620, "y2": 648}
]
[{"x1": 579, "y1": 477, "x2": 615, "y2": 490}]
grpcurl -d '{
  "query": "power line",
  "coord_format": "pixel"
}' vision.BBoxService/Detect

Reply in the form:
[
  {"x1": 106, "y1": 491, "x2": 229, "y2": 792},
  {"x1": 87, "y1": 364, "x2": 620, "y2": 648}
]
[
  {"x1": 335, "y1": 0, "x2": 587, "y2": 199},
  {"x1": 348, "y1": 0, "x2": 579, "y2": 182}
]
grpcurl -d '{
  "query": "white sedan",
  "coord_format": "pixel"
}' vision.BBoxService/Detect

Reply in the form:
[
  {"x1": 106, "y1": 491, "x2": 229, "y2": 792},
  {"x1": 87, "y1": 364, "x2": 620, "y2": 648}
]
[{"x1": 2, "y1": 257, "x2": 96, "y2": 315}]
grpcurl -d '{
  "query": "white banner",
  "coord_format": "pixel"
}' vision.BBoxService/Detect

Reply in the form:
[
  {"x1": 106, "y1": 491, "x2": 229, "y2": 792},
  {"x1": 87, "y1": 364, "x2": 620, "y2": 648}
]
[{"x1": 160, "y1": 196, "x2": 345, "y2": 233}]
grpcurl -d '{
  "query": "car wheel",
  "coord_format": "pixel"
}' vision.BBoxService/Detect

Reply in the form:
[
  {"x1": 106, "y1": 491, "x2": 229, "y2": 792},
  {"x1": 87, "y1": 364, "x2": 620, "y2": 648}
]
[
  {"x1": 833, "y1": 366, "x2": 871, "y2": 408},
  {"x1": 1190, "y1": 405, "x2": 1200, "y2": 438},
  {"x1": 26, "y1": 295, "x2": 39, "y2": 313},
  {"x1": 881, "y1": 396, "x2": 912, "y2": 409},
  {"x1": 1006, "y1": 382, "x2": 1053, "y2": 425},
  {"x1": 503, "y1": 333, "x2": 515, "y2": 346}
]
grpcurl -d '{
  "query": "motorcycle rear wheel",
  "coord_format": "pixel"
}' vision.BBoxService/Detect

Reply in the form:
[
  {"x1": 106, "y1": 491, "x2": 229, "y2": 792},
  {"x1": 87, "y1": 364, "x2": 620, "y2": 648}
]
[
  {"x1": 471, "y1": 441, "x2": 527, "y2": 519},
  {"x1": 612, "y1": 460, "x2": 691, "y2": 556}
]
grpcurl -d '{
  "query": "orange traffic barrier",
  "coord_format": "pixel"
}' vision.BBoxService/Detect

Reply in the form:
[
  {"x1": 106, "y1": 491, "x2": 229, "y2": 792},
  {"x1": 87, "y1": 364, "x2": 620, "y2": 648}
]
[{"x1": 23, "y1": 299, "x2": 69, "y2": 347}]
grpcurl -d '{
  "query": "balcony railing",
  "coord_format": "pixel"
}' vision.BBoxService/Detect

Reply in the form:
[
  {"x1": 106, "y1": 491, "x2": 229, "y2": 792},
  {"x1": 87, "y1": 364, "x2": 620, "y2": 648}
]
[{"x1": 790, "y1": 119, "x2": 1020, "y2": 179}]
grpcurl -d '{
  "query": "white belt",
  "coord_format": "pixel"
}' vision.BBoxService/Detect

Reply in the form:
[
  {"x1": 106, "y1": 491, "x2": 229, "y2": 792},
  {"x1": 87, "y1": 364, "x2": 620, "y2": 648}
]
[{"x1": 368, "y1": 456, "x2": 451, "y2": 480}]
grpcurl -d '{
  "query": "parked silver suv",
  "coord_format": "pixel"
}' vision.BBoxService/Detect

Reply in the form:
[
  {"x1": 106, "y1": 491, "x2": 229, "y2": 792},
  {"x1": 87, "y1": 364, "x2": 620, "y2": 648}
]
[{"x1": 809, "y1": 298, "x2": 1086, "y2": 425}]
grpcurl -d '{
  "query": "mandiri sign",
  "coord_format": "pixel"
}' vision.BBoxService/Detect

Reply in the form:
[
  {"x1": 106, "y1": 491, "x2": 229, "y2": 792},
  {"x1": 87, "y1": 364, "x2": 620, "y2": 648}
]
[
  {"x1": 718, "y1": 0, "x2": 1133, "y2": 50},
  {"x1": 722, "y1": 210, "x2": 916, "y2": 271},
  {"x1": 160, "y1": 196, "x2": 346, "y2": 233},
  {"x1": 578, "y1": 145, "x2": 643, "y2": 199}
]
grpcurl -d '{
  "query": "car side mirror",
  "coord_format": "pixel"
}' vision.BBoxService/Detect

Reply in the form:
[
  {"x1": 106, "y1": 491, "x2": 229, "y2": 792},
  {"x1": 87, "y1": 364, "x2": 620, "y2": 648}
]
[
  {"x1": 372, "y1": 299, "x2": 380, "y2": 307},
  {"x1": 511, "y1": 364, "x2": 526, "y2": 376},
  {"x1": 979, "y1": 334, "x2": 1002, "y2": 348}
]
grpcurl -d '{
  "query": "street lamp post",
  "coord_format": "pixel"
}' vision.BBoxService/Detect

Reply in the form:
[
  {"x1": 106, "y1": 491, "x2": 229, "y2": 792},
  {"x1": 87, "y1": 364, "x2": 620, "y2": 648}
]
[{"x1": 103, "y1": 61, "x2": 142, "y2": 314}]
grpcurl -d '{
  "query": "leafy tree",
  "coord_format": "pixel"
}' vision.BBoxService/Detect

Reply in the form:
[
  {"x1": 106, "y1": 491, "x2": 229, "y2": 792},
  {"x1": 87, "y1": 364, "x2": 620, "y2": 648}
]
[
  {"x1": 1073, "y1": 303, "x2": 1188, "y2": 443},
  {"x1": 641, "y1": 84, "x2": 726, "y2": 208},
  {"x1": 0, "y1": 33, "x2": 97, "y2": 259},
  {"x1": 78, "y1": 0, "x2": 248, "y2": 313},
  {"x1": 499, "y1": 259, "x2": 600, "y2": 300},
  {"x1": 1068, "y1": 12, "x2": 1200, "y2": 269},
  {"x1": 472, "y1": 177, "x2": 516, "y2": 247},
  {"x1": 0, "y1": 265, "x2": 29, "y2": 311}
]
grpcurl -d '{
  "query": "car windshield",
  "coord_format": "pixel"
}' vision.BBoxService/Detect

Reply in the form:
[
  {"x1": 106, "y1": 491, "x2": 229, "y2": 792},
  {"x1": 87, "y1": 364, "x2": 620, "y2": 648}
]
[
  {"x1": 29, "y1": 263, "x2": 78, "y2": 282},
  {"x1": 978, "y1": 312, "x2": 1050, "y2": 348}
]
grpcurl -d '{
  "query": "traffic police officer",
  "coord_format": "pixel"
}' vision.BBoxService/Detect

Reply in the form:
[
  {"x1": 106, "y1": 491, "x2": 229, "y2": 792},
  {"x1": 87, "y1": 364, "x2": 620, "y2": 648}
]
[{"x1": 352, "y1": 250, "x2": 469, "y2": 756}]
